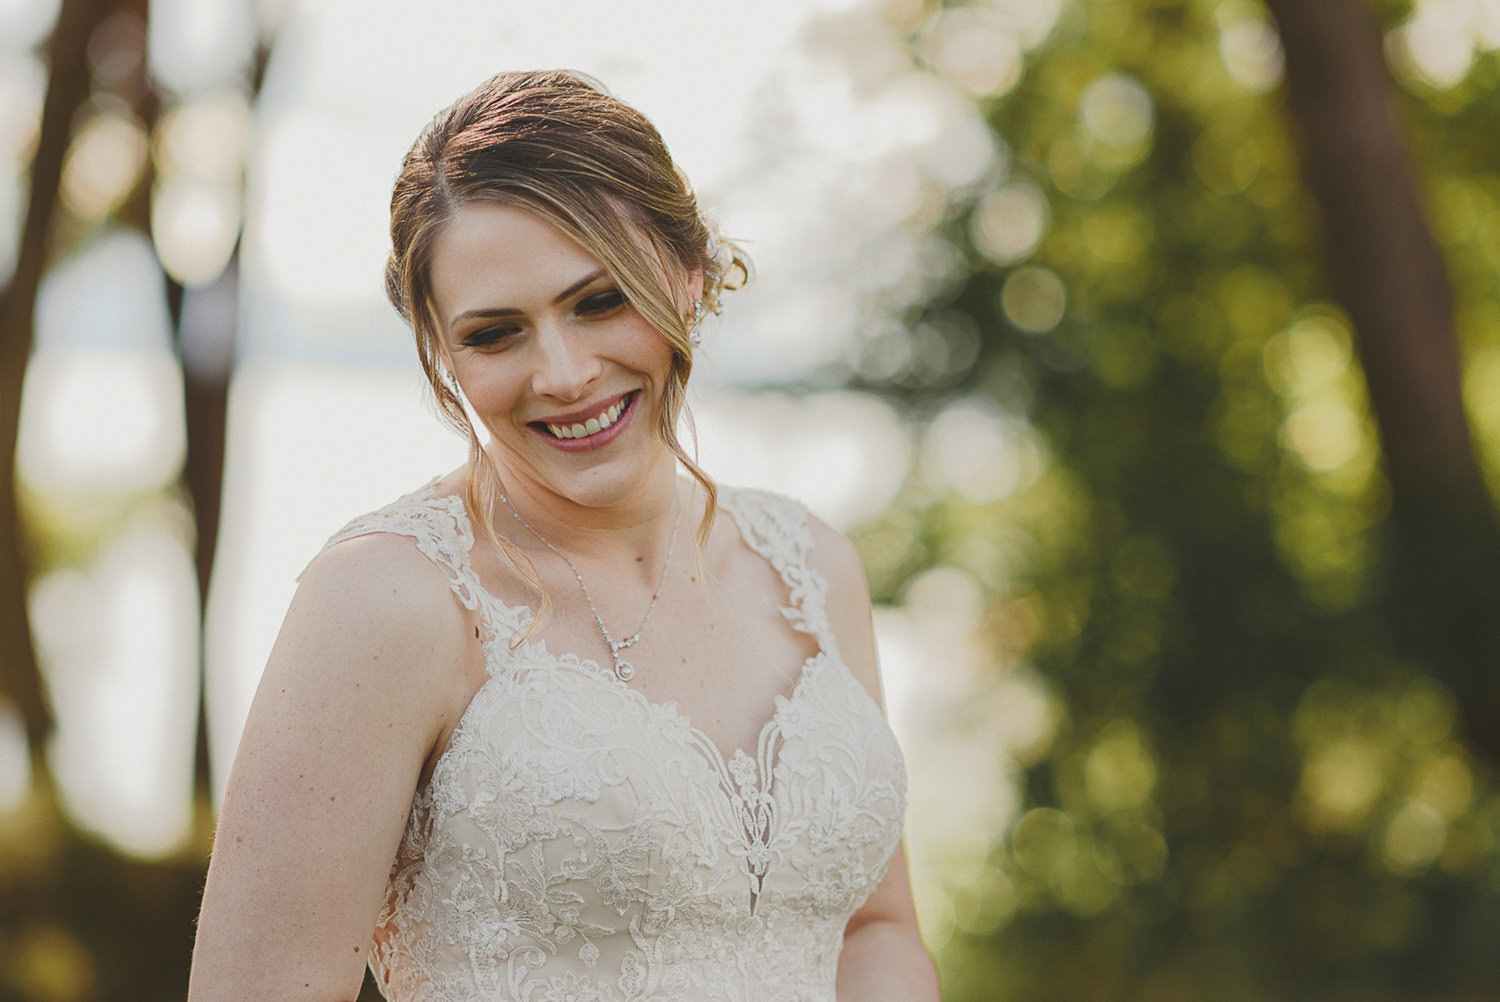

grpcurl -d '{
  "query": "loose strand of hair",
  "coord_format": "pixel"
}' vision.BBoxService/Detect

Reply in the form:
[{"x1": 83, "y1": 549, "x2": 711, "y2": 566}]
[
  {"x1": 461, "y1": 434, "x2": 552, "y2": 647},
  {"x1": 423, "y1": 315, "x2": 554, "y2": 647}
]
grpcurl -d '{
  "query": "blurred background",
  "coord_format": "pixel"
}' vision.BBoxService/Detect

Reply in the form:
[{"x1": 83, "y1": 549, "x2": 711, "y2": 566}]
[{"x1": 4, "y1": 0, "x2": 1500, "y2": 998}]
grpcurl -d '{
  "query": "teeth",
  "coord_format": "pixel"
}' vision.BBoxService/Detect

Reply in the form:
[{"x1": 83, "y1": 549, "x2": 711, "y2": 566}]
[{"x1": 546, "y1": 396, "x2": 627, "y2": 440}]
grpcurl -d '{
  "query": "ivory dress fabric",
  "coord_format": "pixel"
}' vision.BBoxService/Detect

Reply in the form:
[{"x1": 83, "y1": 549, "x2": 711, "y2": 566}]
[{"x1": 320, "y1": 482, "x2": 908, "y2": 1002}]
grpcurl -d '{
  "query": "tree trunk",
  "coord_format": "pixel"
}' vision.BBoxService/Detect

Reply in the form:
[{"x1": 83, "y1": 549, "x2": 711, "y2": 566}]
[
  {"x1": 178, "y1": 265, "x2": 236, "y2": 804},
  {"x1": 1264, "y1": 0, "x2": 1500, "y2": 755},
  {"x1": 0, "y1": 0, "x2": 115, "y2": 768}
]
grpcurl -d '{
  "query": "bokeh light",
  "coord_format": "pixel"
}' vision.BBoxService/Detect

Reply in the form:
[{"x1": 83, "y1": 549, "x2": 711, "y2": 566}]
[
  {"x1": 1388, "y1": 0, "x2": 1482, "y2": 90},
  {"x1": 1216, "y1": 3, "x2": 1285, "y2": 92},
  {"x1": 22, "y1": 231, "x2": 181, "y2": 495},
  {"x1": 151, "y1": 177, "x2": 241, "y2": 286},
  {"x1": 918, "y1": 6, "x2": 1023, "y2": 99},
  {"x1": 970, "y1": 182, "x2": 1049, "y2": 266},
  {"x1": 30, "y1": 504, "x2": 199, "y2": 857},
  {"x1": 919, "y1": 396, "x2": 1045, "y2": 504},
  {"x1": 989, "y1": 0, "x2": 1063, "y2": 52},
  {"x1": 146, "y1": 0, "x2": 256, "y2": 95},
  {"x1": 59, "y1": 108, "x2": 148, "y2": 220},
  {"x1": 1078, "y1": 74, "x2": 1155, "y2": 151},
  {"x1": 1000, "y1": 266, "x2": 1067, "y2": 333}
]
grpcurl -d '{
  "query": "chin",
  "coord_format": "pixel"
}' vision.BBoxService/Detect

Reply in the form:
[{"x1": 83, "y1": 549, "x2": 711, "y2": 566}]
[{"x1": 494, "y1": 442, "x2": 673, "y2": 511}]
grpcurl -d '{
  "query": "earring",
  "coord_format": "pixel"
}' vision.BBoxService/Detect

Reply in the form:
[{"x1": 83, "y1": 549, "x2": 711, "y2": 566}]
[
  {"x1": 442, "y1": 367, "x2": 462, "y2": 398},
  {"x1": 688, "y1": 298, "x2": 706, "y2": 348}
]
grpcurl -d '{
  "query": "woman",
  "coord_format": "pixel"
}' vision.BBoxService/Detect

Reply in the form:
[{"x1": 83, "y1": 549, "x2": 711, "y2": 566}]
[{"x1": 189, "y1": 70, "x2": 937, "y2": 1002}]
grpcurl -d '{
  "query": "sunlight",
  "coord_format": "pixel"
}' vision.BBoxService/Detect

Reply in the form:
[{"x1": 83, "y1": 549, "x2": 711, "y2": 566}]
[
  {"x1": 152, "y1": 177, "x2": 241, "y2": 287},
  {"x1": 18, "y1": 347, "x2": 185, "y2": 495},
  {"x1": 989, "y1": 0, "x2": 1064, "y2": 51},
  {"x1": 918, "y1": 6, "x2": 1023, "y2": 99},
  {"x1": 1216, "y1": 2, "x2": 1285, "y2": 93},
  {"x1": 147, "y1": 0, "x2": 256, "y2": 95},
  {"x1": 970, "y1": 181, "x2": 1049, "y2": 266},
  {"x1": 0, "y1": 0, "x2": 59, "y2": 54},
  {"x1": 691, "y1": 390, "x2": 911, "y2": 530},
  {"x1": 59, "y1": 109, "x2": 148, "y2": 220},
  {"x1": 1000, "y1": 265, "x2": 1067, "y2": 333},
  {"x1": 919, "y1": 396, "x2": 1045, "y2": 505},
  {"x1": 1389, "y1": 0, "x2": 1480, "y2": 90},
  {"x1": 31, "y1": 509, "x2": 199, "y2": 857}
]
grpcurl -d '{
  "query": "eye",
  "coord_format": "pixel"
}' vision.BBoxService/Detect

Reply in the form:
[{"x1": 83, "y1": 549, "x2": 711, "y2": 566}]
[
  {"x1": 461, "y1": 325, "x2": 519, "y2": 349},
  {"x1": 577, "y1": 289, "x2": 626, "y2": 317}
]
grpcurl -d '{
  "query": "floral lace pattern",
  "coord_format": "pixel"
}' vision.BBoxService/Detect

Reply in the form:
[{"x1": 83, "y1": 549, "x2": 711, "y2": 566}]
[{"x1": 322, "y1": 482, "x2": 908, "y2": 1002}]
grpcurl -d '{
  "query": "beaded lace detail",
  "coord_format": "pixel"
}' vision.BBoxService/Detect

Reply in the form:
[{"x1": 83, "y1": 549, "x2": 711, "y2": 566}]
[{"x1": 321, "y1": 482, "x2": 908, "y2": 1002}]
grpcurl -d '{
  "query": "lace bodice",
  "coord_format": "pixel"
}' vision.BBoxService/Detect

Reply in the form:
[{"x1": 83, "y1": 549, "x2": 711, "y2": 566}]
[{"x1": 320, "y1": 482, "x2": 908, "y2": 1002}]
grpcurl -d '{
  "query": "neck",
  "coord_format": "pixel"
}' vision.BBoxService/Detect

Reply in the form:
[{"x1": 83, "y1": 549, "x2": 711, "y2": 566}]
[{"x1": 487, "y1": 451, "x2": 685, "y2": 572}]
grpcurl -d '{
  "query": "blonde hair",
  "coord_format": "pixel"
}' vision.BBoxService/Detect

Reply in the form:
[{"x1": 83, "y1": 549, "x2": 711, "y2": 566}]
[{"x1": 385, "y1": 70, "x2": 748, "y2": 624}]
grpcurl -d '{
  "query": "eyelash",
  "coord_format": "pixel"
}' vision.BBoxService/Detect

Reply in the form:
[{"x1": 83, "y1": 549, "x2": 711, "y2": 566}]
[
  {"x1": 462, "y1": 326, "x2": 519, "y2": 348},
  {"x1": 460, "y1": 290, "x2": 627, "y2": 348},
  {"x1": 578, "y1": 289, "x2": 625, "y2": 315}
]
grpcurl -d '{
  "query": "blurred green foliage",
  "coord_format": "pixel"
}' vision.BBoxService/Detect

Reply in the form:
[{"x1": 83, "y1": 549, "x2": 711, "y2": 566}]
[{"x1": 838, "y1": 0, "x2": 1500, "y2": 998}]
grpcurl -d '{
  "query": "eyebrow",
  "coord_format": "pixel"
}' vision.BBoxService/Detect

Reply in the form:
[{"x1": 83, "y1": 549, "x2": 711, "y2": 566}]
[{"x1": 449, "y1": 268, "x2": 608, "y2": 328}]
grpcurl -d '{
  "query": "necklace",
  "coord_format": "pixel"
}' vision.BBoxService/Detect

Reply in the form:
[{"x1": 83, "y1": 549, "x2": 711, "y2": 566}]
[{"x1": 498, "y1": 490, "x2": 682, "y2": 682}]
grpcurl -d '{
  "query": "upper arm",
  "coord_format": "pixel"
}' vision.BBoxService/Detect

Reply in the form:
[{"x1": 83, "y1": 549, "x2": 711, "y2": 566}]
[
  {"x1": 189, "y1": 533, "x2": 477, "y2": 1001},
  {"x1": 809, "y1": 515, "x2": 883, "y2": 709}
]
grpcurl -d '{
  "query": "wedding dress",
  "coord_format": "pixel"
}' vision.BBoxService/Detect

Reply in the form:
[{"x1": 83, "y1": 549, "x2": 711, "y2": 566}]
[{"x1": 320, "y1": 482, "x2": 908, "y2": 1002}]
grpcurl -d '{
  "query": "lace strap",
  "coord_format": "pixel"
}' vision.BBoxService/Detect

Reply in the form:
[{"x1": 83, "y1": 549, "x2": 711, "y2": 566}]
[
  {"x1": 315, "y1": 482, "x2": 524, "y2": 644},
  {"x1": 720, "y1": 486, "x2": 839, "y2": 654}
]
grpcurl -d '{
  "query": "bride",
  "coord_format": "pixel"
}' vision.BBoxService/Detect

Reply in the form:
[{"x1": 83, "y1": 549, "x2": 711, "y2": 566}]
[{"x1": 189, "y1": 70, "x2": 938, "y2": 1001}]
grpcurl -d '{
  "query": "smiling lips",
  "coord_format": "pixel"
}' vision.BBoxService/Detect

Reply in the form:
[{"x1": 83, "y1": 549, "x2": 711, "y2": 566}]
[
  {"x1": 543, "y1": 394, "x2": 630, "y2": 439},
  {"x1": 531, "y1": 391, "x2": 637, "y2": 450}
]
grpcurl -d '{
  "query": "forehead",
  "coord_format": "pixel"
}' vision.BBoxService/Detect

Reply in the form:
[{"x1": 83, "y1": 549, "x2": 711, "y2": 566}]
[{"x1": 428, "y1": 203, "x2": 602, "y2": 318}]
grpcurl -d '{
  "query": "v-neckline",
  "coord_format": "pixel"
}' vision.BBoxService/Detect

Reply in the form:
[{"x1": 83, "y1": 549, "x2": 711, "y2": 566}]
[
  {"x1": 430, "y1": 635, "x2": 840, "y2": 917},
  {"x1": 424, "y1": 482, "x2": 836, "y2": 913},
  {"x1": 506, "y1": 633, "x2": 832, "y2": 770},
  {"x1": 455, "y1": 483, "x2": 833, "y2": 766}
]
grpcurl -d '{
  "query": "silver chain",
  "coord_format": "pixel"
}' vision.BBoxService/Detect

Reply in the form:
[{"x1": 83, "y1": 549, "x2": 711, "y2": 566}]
[{"x1": 498, "y1": 490, "x2": 683, "y2": 682}]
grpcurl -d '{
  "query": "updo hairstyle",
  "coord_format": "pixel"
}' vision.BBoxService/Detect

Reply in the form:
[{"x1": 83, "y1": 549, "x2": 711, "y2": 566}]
[{"x1": 385, "y1": 70, "x2": 748, "y2": 619}]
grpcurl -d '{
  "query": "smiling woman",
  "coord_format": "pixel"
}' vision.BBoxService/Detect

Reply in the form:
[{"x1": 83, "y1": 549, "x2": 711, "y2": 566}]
[
  {"x1": 188, "y1": 70, "x2": 938, "y2": 1002},
  {"x1": 429, "y1": 202, "x2": 685, "y2": 517}
]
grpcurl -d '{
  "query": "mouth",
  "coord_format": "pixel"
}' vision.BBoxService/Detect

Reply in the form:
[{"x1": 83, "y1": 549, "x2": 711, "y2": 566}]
[{"x1": 529, "y1": 391, "x2": 639, "y2": 450}]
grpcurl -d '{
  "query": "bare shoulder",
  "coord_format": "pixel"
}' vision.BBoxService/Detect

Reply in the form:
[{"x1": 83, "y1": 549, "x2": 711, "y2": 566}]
[
  {"x1": 803, "y1": 513, "x2": 866, "y2": 590},
  {"x1": 270, "y1": 530, "x2": 480, "y2": 747},
  {"x1": 255, "y1": 532, "x2": 466, "y2": 751},
  {"x1": 293, "y1": 530, "x2": 470, "y2": 657},
  {"x1": 803, "y1": 511, "x2": 884, "y2": 708}
]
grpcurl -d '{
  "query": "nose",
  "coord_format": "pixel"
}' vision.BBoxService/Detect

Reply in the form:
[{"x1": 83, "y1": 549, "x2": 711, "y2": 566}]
[{"x1": 530, "y1": 324, "x2": 601, "y2": 401}]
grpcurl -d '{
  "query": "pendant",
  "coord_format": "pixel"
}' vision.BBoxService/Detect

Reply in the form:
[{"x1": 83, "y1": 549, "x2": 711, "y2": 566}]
[{"x1": 614, "y1": 658, "x2": 635, "y2": 681}]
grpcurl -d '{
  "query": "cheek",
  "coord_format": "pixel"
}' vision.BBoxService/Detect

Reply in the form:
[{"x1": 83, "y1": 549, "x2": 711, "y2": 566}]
[
  {"x1": 455, "y1": 367, "x2": 522, "y2": 413},
  {"x1": 624, "y1": 326, "x2": 677, "y2": 381}
]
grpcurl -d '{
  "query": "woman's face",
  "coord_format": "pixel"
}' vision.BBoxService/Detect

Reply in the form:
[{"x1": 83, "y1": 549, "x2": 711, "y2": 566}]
[{"x1": 428, "y1": 202, "x2": 694, "y2": 511}]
